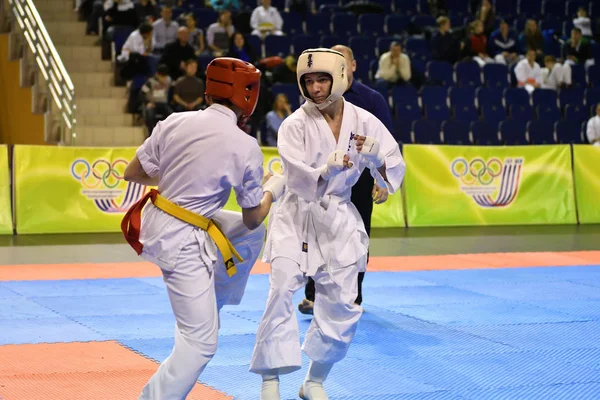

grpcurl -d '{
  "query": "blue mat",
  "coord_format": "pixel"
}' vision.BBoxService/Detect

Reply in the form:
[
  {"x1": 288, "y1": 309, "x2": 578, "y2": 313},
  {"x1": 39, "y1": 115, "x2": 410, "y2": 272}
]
[{"x1": 2, "y1": 267, "x2": 600, "y2": 399}]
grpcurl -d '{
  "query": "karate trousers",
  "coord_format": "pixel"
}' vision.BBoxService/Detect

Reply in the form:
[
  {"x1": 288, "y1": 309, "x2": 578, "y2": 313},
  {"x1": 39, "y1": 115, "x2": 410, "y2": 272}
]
[{"x1": 139, "y1": 210, "x2": 266, "y2": 400}]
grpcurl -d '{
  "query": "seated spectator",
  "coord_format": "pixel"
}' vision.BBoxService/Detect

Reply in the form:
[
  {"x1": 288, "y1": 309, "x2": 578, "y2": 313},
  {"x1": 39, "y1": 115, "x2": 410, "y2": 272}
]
[
  {"x1": 104, "y1": 0, "x2": 138, "y2": 31},
  {"x1": 431, "y1": 16, "x2": 460, "y2": 64},
  {"x1": 490, "y1": 20, "x2": 519, "y2": 65},
  {"x1": 209, "y1": 0, "x2": 241, "y2": 13},
  {"x1": 475, "y1": 0, "x2": 495, "y2": 36},
  {"x1": 375, "y1": 41, "x2": 411, "y2": 86},
  {"x1": 587, "y1": 104, "x2": 600, "y2": 146},
  {"x1": 134, "y1": 0, "x2": 159, "y2": 24},
  {"x1": 141, "y1": 64, "x2": 173, "y2": 134},
  {"x1": 264, "y1": 93, "x2": 292, "y2": 146},
  {"x1": 118, "y1": 22, "x2": 154, "y2": 80},
  {"x1": 250, "y1": 0, "x2": 284, "y2": 38},
  {"x1": 541, "y1": 55, "x2": 571, "y2": 90},
  {"x1": 226, "y1": 32, "x2": 259, "y2": 64},
  {"x1": 160, "y1": 27, "x2": 196, "y2": 80},
  {"x1": 206, "y1": 10, "x2": 235, "y2": 56},
  {"x1": 173, "y1": 59, "x2": 205, "y2": 112},
  {"x1": 152, "y1": 6, "x2": 179, "y2": 52},
  {"x1": 185, "y1": 13, "x2": 206, "y2": 55},
  {"x1": 464, "y1": 20, "x2": 494, "y2": 67},
  {"x1": 272, "y1": 54, "x2": 297, "y2": 83},
  {"x1": 519, "y1": 19, "x2": 544, "y2": 63},
  {"x1": 515, "y1": 48, "x2": 541, "y2": 94},
  {"x1": 285, "y1": 0, "x2": 316, "y2": 15},
  {"x1": 573, "y1": 7, "x2": 593, "y2": 39},
  {"x1": 564, "y1": 28, "x2": 593, "y2": 68}
]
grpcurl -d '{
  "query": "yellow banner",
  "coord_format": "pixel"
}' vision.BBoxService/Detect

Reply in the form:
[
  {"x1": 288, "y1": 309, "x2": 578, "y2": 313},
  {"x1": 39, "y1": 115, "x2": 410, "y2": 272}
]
[
  {"x1": 0, "y1": 145, "x2": 12, "y2": 234},
  {"x1": 573, "y1": 145, "x2": 600, "y2": 224}
]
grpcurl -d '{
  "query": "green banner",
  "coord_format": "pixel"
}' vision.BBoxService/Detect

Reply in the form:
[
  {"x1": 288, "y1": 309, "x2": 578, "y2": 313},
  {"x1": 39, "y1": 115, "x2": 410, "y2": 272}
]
[
  {"x1": 0, "y1": 145, "x2": 12, "y2": 235},
  {"x1": 573, "y1": 145, "x2": 600, "y2": 224},
  {"x1": 403, "y1": 145, "x2": 577, "y2": 227}
]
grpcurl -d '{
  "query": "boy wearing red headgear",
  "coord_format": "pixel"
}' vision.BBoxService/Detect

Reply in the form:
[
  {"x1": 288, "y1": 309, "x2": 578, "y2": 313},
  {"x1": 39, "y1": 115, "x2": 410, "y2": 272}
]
[{"x1": 122, "y1": 58, "x2": 285, "y2": 400}]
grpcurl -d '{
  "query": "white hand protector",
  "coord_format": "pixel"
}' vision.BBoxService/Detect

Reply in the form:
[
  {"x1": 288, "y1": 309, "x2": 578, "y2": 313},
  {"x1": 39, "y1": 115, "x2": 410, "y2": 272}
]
[
  {"x1": 358, "y1": 136, "x2": 385, "y2": 168},
  {"x1": 263, "y1": 174, "x2": 286, "y2": 202},
  {"x1": 319, "y1": 150, "x2": 351, "y2": 180}
]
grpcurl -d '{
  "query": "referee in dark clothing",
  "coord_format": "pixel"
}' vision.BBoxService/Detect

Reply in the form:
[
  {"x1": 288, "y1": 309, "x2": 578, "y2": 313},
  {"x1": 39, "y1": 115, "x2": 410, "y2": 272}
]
[{"x1": 298, "y1": 44, "x2": 395, "y2": 315}]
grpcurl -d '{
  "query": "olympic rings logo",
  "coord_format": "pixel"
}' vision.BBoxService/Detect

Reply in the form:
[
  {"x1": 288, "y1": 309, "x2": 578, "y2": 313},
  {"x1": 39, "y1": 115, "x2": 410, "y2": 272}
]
[
  {"x1": 267, "y1": 157, "x2": 284, "y2": 175},
  {"x1": 71, "y1": 158, "x2": 129, "y2": 189},
  {"x1": 451, "y1": 157, "x2": 503, "y2": 186}
]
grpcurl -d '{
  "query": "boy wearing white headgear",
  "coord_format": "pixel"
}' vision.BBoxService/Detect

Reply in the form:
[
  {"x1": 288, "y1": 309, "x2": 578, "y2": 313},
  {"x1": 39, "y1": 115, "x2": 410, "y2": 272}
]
[{"x1": 249, "y1": 48, "x2": 406, "y2": 399}]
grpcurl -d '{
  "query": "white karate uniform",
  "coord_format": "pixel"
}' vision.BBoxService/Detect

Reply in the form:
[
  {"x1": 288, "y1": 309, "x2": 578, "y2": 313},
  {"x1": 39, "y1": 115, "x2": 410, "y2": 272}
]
[
  {"x1": 515, "y1": 58, "x2": 542, "y2": 94},
  {"x1": 135, "y1": 104, "x2": 267, "y2": 400},
  {"x1": 249, "y1": 99, "x2": 405, "y2": 375},
  {"x1": 250, "y1": 5, "x2": 284, "y2": 37},
  {"x1": 587, "y1": 115, "x2": 600, "y2": 146}
]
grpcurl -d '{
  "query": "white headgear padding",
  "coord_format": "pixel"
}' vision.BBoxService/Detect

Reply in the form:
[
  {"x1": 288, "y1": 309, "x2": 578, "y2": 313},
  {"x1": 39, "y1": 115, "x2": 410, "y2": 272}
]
[{"x1": 297, "y1": 48, "x2": 348, "y2": 110}]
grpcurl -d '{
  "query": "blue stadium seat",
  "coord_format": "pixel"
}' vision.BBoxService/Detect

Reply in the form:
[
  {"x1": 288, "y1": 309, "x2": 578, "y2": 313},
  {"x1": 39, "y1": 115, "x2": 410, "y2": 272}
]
[
  {"x1": 563, "y1": 20, "x2": 574, "y2": 37},
  {"x1": 585, "y1": 88, "x2": 600, "y2": 108},
  {"x1": 318, "y1": 4, "x2": 342, "y2": 14},
  {"x1": 500, "y1": 120, "x2": 528, "y2": 145},
  {"x1": 532, "y1": 89, "x2": 558, "y2": 108},
  {"x1": 385, "y1": 14, "x2": 410, "y2": 36},
  {"x1": 332, "y1": 12, "x2": 358, "y2": 36},
  {"x1": 543, "y1": 0, "x2": 566, "y2": 17},
  {"x1": 194, "y1": 8, "x2": 218, "y2": 31},
  {"x1": 544, "y1": 37, "x2": 562, "y2": 58},
  {"x1": 588, "y1": 65, "x2": 600, "y2": 87},
  {"x1": 424, "y1": 104, "x2": 450, "y2": 121},
  {"x1": 354, "y1": 59, "x2": 371, "y2": 83},
  {"x1": 305, "y1": 12, "x2": 331, "y2": 36},
  {"x1": 393, "y1": 118, "x2": 413, "y2": 144},
  {"x1": 527, "y1": 120, "x2": 556, "y2": 144},
  {"x1": 476, "y1": 87, "x2": 503, "y2": 107},
  {"x1": 445, "y1": 0, "x2": 469, "y2": 14},
  {"x1": 292, "y1": 35, "x2": 319, "y2": 56},
  {"x1": 315, "y1": 0, "x2": 339, "y2": 8},
  {"x1": 555, "y1": 120, "x2": 584, "y2": 144},
  {"x1": 420, "y1": 86, "x2": 447, "y2": 107},
  {"x1": 395, "y1": 103, "x2": 422, "y2": 124},
  {"x1": 513, "y1": 17, "x2": 528, "y2": 33},
  {"x1": 358, "y1": 14, "x2": 385, "y2": 36},
  {"x1": 376, "y1": 37, "x2": 396, "y2": 57},
  {"x1": 369, "y1": 59, "x2": 379, "y2": 82},
  {"x1": 413, "y1": 120, "x2": 442, "y2": 144},
  {"x1": 565, "y1": 104, "x2": 589, "y2": 124},
  {"x1": 405, "y1": 37, "x2": 428, "y2": 55},
  {"x1": 393, "y1": 0, "x2": 419, "y2": 15},
  {"x1": 569, "y1": 65, "x2": 587, "y2": 89},
  {"x1": 112, "y1": 26, "x2": 134, "y2": 59},
  {"x1": 510, "y1": 104, "x2": 534, "y2": 122},
  {"x1": 320, "y1": 35, "x2": 346, "y2": 48},
  {"x1": 392, "y1": 85, "x2": 419, "y2": 106},
  {"x1": 453, "y1": 104, "x2": 479, "y2": 123},
  {"x1": 471, "y1": 121, "x2": 502, "y2": 145},
  {"x1": 368, "y1": 0, "x2": 393, "y2": 12},
  {"x1": 504, "y1": 88, "x2": 530, "y2": 107},
  {"x1": 427, "y1": 61, "x2": 454, "y2": 87},
  {"x1": 539, "y1": 19, "x2": 563, "y2": 32},
  {"x1": 265, "y1": 35, "x2": 292, "y2": 57},
  {"x1": 536, "y1": 104, "x2": 562, "y2": 123},
  {"x1": 481, "y1": 104, "x2": 507, "y2": 125},
  {"x1": 411, "y1": 14, "x2": 436, "y2": 28},
  {"x1": 519, "y1": 0, "x2": 543, "y2": 18},
  {"x1": 495, "y1": 0, "x2": 518, "y2": 18},
  {"x1": 455, "y1": 61, "x2": 482, "y2": 87},
  {"x1": 559, "y1": 87, "x2": 585, "y2": 109},
  {"x1": 509, "y1": 63, "x2": 518, "y2": 87},
  {"x1": 245, "y1": 35, "x2": 262, "y2": 58},
  {"x1": 449, "y1": 87, "x2": 476, "y2": 108},
  {"x1": 411, "y1": 59, "x2": 427, "y2": 75},
  {"x1": 281, "y1": 12, "x2": 303, "y2": 35},
  {"x1": 368, "y1": 81, "x2": 389, "y2": 102},
  {"x1": 442, "y1": 120, "x2": 471, "y2": 144},
  {"x1": 450, "y1": 15, "x2": 467, "y2": 28},
  {"x1": 483, "y1": 64, "x2": 509, "y2": 88},
  {"x1": 348, "y1": 36, "x2": 376, "y2": 60},
  {"x1": 271, "y1": 83, "x2": 300, "y2": 110}
]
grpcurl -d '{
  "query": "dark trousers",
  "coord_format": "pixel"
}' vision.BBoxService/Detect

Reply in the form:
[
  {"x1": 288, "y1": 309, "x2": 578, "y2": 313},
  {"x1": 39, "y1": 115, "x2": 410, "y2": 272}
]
[{"x1": 304, "y1": 168, "x2": 374, "y2": 305}]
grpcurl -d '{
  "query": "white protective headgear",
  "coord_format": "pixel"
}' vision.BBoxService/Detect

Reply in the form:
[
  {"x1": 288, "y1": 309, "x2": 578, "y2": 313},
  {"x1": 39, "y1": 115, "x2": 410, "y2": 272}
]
[{"x1": 297, "y1": 48, "x2": 348, "y2": 110}]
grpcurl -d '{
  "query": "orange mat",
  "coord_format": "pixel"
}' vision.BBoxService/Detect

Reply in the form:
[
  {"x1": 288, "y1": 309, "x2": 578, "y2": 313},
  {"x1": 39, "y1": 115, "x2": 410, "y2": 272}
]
[
  {"x1": 1, "y1": 251, "x2": 599, "y2": 281},
  {"x1": 0, "y1": 341, "x2": 232, "y2": 400}
]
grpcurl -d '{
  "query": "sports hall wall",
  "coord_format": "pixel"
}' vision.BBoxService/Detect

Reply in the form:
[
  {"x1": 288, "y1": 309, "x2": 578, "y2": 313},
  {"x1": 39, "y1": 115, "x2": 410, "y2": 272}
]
[{"x1": 0, "y1": 143, "x2": 598, "y2": 235}]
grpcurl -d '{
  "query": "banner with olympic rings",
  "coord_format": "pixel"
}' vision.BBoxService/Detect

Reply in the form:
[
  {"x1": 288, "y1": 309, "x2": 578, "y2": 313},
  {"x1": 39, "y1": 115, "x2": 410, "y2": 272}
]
[
  {"x1": 0, "y1": 145, "x2": 12, "y2": 235},
  {"x1": 13, "y1": 145, "x2": 150, "y2": 234},
  {"x1": 572, "y1": 145, "x2": 600, "y2": 224},
  {"x1": 403, "y1": 145, "x2": 577, "y2": 227}
]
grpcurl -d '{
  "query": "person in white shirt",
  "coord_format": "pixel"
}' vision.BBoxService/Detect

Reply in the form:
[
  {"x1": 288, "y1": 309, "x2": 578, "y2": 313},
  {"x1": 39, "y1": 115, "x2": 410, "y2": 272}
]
[
  {"x1": 515, "y1": 48, "x2": 542, "y2": 94},
  {"x1": 541, "y1": 55, "x2": 572, "y2": 90},
  {"x1": 117, "y1": 23, "x2": 153, "y2": 62},
  {"x1": 152, "y1": 6, "x2": 179, "y2": 52},
  {"x1": 122, "y1": 57, "x2": 286, "y2": 400},
  {"x1": 573, "y1": 7, "x2": 593, "y2": 39},
  {"x1": 375, "y1": 41, "x2": 412, "y2": 85},
  {"x1": 251, "y1": 0, "x2": 284, "y2": 37},
  {"x1": 587, "y1": 104, "x2": 600, "y2": 146}
]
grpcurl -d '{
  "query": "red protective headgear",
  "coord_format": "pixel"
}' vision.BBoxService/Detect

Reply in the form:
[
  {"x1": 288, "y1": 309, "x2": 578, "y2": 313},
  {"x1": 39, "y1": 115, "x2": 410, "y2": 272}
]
[{"x1": 205, "y1": 58, "x2": 261, "y2": 124}]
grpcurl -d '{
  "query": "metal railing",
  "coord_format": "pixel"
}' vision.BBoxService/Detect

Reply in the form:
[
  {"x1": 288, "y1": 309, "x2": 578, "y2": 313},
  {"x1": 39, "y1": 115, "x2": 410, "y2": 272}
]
[{"x1": 8, "y1": 0, "x2": 76, "y2": 144}]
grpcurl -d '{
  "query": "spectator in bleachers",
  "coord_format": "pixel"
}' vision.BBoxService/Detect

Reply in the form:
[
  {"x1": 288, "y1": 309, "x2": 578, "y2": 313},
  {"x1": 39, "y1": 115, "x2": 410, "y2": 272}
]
[
  {"x1": 490, "y1": 19, "x2": 519, "y2": 65},
  {"x1": 185, "y1": 14, "x2": 206, "y2": 56},
  {"x1": 464, "y1": 20, "x2": 494, "y2": 67},
  {"x1": 226, "y1": 32, "x2": 259, "y2": 64},
  {"x1": 272, "y1": 54, "x2": 298, "y2": 83},
  {"x1": 141, "y1": 64, "x2": 173, "y2": 134},
  {"x1": 518, "y1": 20, "x2": 544, "y2": 62},
  {"x1": 564, "y1": 28, "x2": 593, "y2": 68},
  {"x1": 134, "y1": 0, "x2": 159, "y2": 24},
  {"x1": 104, "y1": 0, "x2": 138, "y2": 30},
  {"x1": 431, "y1": 16, "x2": 460, "y2": 65},
  {"x1": 284, "y1": 0, "x2": 316, "y2": 15},
  {"x1": 374, "y1": 41, "x2": 411, "y2": 86},
  {"x1": 573, "y1": 7, "x2": 593, "y2": 40},
  {"x1": 541, "y1": 55, "x2": 571, "y2": 90},
  {"x1": 173, "y1": 59, "x2": 205, "y2": 112},
  {"x1": 586, "y1": 104, "x2": 600, "y2": 146},
  {"x1": 264, "y1": 93, "x2": 292, "y2": 146},
  {"x1": 250, "y1": 0, "x2": 284, "y2": 38},
  {"x1": 209, "y1": 0, "x2": 241, "y2": 13},
  {"x1": 515, "y1": 48, "x2": 542, "y2": 94},
  {"x1": 475, "y1": 0, "x2": 495, "y2": 36},
  {"x1": 160, "y1": 27, "x2": 196, "y2": 80},
  {"x1": 206, "y1": 10, "x2": 235, "y2": 56},
  {"x1": 118, "y1": 22, "x2": 154, "y2": 80},
  {"x1": 152, "y1": 6, "x2": 179, "y2": 52}
]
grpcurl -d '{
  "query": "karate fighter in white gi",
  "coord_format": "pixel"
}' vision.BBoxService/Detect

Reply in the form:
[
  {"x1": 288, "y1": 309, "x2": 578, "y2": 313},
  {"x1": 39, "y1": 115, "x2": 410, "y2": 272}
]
[
  {"x1": 121, "y1": 57, "x2": 286, "y2": 400},
  {"x1": 249, "y1": 48, "x2": 406, "y2": 400}
]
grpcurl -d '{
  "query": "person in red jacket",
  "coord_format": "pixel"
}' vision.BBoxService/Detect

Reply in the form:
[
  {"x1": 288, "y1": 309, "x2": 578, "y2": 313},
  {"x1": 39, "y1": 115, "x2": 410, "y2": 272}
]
[{"x1": 464, "y1": 20, "x2": 494, "y2": 67}]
